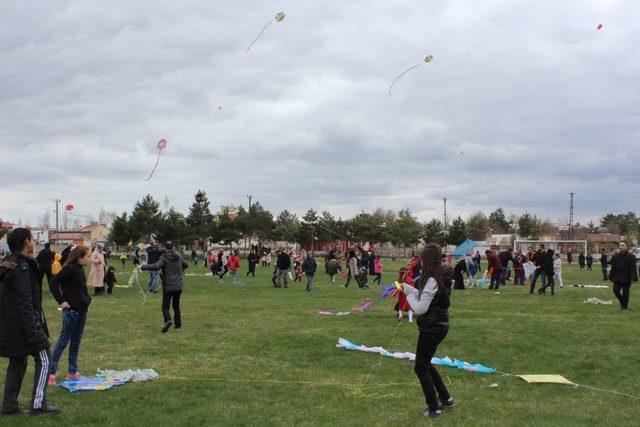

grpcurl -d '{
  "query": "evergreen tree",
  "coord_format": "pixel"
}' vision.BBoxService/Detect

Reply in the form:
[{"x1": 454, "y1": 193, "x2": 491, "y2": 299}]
[
  {"x1": 423, "y1": 218, "x2": 446, "y2": 247},
  {"x1": 214, "y1": 207, "x2": 242, "y2": 248},
  {"x1": 245, "y1": 202, "x2": 275, "y2": 244},
  {"x1": 316, "y1": 211, "x2": 338, "y2": 241},
  {"x1": 156, "y1": 209, "x2": 188, "y2": 244},
  {"x1": 466, "y1": 212, "x2": 490, "y2": 240},
  {"x1": 388, "y1": 209, "x2": 422, "y2": 254},
  {"x1": 108, "y1": 212, "x2": 131, "y2": 245},
  {"x1": 273, "y1": 210, "x2": 300, "y2": 245},
  {"x1": 447, "y1": 216, "x2": 467, "y2": 246},
  {"x1": 299, "y1": 209, "x2": 319, "y2": 249},
  {"x1": 489, "y1": 207, "x2": 513, "y2": 233},
  {"x1": 129, "y1": 195, "x2": 162, "y2": 242},
  {"x1": 186, "y1": 190, "x2": 214, "y2": 249},
  {"x1": 517, "y1": 212, "x2": 542, "y2": 239}
]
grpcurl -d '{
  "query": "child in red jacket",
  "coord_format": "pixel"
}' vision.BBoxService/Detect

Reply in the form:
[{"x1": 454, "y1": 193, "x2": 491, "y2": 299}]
[
  {"x1": 398, "y1": 256, "x2": 420, "y2": 322},
  {"x1": 227, "y1": 250, "x2": 241, "y2": 285}
]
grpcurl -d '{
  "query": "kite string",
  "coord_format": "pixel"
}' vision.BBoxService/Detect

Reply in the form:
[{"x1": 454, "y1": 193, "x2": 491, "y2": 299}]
[
  {"x1": 567, "y1": 29, "x2": 597, "y2": 44},
  {"x1": 246, "y1": 21, "x2": 273, "y2": 52},
  {"x1": 144, "y1": 150, "x2": 162, "y2": 181},
  {"x1": 496, "y1": 370, "x2": 640, "y2": 401},
  {"x1": 351, "y1": 319, "x2": 406, "y2": 399},
  {"x1": 388, "y1": 62, "x2": 422, "y2": 96}
]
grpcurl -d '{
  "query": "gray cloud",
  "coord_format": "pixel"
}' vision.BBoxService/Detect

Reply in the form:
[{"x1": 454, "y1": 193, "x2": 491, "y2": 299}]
[{"x1": 1, "y1": 0, "x2": 638, "y2": 226}]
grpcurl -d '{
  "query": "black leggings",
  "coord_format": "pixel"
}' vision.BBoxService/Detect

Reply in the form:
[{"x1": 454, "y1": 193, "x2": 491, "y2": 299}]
[
  {"x1": 415, "y1": 326, "x2": 450, "y2": 411},
  {"x1": 373, "y1": 273, "x2": 382, "y2": 285},
  {"x1": 162, "y1": 290, "x2": 182, "y2": 327}
]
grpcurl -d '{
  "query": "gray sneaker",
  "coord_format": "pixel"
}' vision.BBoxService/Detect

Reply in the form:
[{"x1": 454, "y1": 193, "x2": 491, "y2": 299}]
[{"x1": 419, "y1": 408, "x2": 441, "y2": 418}]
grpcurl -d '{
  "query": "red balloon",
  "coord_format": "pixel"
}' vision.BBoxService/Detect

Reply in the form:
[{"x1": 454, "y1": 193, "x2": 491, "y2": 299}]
[
  {"x1": 597, "y1": 24, "x2": 603, "y2": 30},
  {"x1": 65, "y1": 204, "x2": 74, "y2": 212},
  {"x1": 157, "y1": 139, "x2": 167, "y2": 151}
]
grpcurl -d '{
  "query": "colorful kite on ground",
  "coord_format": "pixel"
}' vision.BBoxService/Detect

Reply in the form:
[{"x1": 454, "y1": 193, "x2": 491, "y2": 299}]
[
  {"x1": 144, "y1": 139, "x2": 167, "y2": 181},
  {"x1": 59, "y1": 369, "x2": 158, "y2": 392},
  {"x1": 318, "y1": 310, "x2": 351, "y2": 316},
  {"x1": 355, "y1": 298, "x2": 373, "y2": 313},
  {"x1": 568, "y1": 24, "x2": 603, "y2": 44},
  {"x1": 246, "y1": 12, "x2": 286, "y2": 53},
  {"x1": 336, "y1": 338, "x2": 496, "y2": 374},
  {"x1": 388, "y1": 55, "x2": 434, "y2": 96}
]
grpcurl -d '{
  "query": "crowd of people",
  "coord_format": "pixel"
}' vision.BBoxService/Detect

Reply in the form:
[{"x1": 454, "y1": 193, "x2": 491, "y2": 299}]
[{"x1": 1, "y1": 225, "x2": 638, "y2": 416}]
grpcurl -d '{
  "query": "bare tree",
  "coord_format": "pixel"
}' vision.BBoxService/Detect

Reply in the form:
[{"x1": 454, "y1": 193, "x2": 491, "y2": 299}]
[
  {"x1": 62, "y1": 211, "x2": 70, "y2": 230},
  {"x1": 39, "y1": 211, "x2": 51, "y2": 229}
]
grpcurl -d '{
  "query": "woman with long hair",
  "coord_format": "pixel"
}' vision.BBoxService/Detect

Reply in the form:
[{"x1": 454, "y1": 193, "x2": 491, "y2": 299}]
[
  {"x1": 48, "y1": 246, "x2": 92, "y2": 385},
  {"x1": 400, "y1": 244, "x2": 454, "y2": 418}
]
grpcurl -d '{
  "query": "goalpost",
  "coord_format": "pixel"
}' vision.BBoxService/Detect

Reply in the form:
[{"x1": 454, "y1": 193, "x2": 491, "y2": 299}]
[{"x1": 513, "y1": 240, "x2": 588, "y2": 256}]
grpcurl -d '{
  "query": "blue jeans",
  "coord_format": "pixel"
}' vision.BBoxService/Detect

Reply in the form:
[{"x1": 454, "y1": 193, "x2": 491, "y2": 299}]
[
  {"x1": 50, "y1": 310, "x2": 87, "y2": 375},
  {"x1": 149, "y1": 270, "x2": 160, "y2": 292}
]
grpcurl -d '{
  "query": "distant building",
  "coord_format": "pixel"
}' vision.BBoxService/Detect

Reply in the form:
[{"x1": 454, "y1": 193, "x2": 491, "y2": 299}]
[
  {"x1": 587, "y1": 233, "x2": 622, "y2": 253},
  {"x1": 77, "y1": 223, "x2": 110, "y2": 244},
  {"x1": 49, "y1": 222, "x2": 110, "y2": 247}
]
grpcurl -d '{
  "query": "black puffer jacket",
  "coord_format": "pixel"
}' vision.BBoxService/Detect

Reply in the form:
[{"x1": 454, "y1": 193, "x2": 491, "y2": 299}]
[
  {"x1": 608, "y1": 251, "x2": 638, "y2": 283},
  {"x1": 0, "y1": 254, "x2": 50, "y2": 358},
  {"x1": 417, "y1": 288, "x2": 450, "y2": 332},
  {"x1": 142, "y1": 250, "x2": 188, "y2": 292}
]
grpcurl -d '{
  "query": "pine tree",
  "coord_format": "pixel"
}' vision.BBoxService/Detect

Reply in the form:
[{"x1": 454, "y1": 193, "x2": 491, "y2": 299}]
[
  {"x1": 186, "y1": 191, "x2": 214, "y2": 249},
  {"x1": 129, "y1": 195, "x2": 162, "y2": 242}
]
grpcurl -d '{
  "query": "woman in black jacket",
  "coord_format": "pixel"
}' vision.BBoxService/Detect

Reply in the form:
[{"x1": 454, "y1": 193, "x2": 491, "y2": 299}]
[
  {"x1": 48, "y1": 246, "x2": 92, "y2": 385},
  {"x1": 400, "y1": 244, "x2": 454, "y2": 418}
]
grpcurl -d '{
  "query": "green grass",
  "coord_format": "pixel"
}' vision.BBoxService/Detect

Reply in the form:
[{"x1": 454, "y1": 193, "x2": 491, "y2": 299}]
[{"x1": 1, "y1": 259, "x2": 638, "y2": 426}]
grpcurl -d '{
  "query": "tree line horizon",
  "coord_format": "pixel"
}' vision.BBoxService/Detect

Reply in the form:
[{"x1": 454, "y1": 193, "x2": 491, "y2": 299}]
[{"x1": 101, "y1": 191, "x2": 640, "y2": 250}]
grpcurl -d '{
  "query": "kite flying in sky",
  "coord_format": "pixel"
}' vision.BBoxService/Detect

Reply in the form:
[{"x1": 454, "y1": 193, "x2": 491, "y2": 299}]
[
  {"x1": 388, "y1": 55, "x2": 434, "y2": 96},
  {"x1": 567, "y1": 24, "x2": 604, "y2": 44},
  {"x1": 246, "y1": 12, "x2": 286, "y2": 53},
  {"x1": 144, "y1": 139, "x2": 167, "y2": 181}
]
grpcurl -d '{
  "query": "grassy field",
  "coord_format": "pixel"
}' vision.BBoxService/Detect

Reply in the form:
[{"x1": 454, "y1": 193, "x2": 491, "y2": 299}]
[{"x1": 0, "y1": 257, "x2": 638, "y2": 426}]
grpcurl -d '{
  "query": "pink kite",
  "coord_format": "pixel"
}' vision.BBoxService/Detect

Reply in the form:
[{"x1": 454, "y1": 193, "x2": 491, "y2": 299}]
[
  {"x1": 144, "y1": 139, "x2": 168, "y2": 181},
  {"x1": 568, "y1": 24, "x2": 604, "y2": 44}
]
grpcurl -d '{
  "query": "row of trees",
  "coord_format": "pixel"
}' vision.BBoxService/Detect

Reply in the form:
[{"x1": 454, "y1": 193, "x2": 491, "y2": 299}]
[
  {"x1": 108, "y1": 192, "x2": 427, "y2": 250},
  {"x1": 109, "y1": 193, "x2": 624, "y2": 250}
]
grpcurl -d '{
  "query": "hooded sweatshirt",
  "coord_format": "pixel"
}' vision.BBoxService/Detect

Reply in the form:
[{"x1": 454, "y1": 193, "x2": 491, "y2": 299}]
[
  {"x1": 141, "y1": 250, "x2": 189, "y2": 292},
  {"x1": 51, "y1": 253, "x2": 63, "y2": 276}
]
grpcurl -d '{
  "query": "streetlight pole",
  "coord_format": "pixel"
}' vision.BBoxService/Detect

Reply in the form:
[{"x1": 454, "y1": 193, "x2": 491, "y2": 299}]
[{"x1": 53, "y1": 199, "x2": 60, "y2": 250}]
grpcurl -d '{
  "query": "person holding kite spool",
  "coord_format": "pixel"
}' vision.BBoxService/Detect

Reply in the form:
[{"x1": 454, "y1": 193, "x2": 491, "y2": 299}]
[
  {"x1": 398, "y1": 244, "x2": 454, "y2": 418},
  {"x1": 139, "y1": 242, "x2": 189, "y2": 333}
]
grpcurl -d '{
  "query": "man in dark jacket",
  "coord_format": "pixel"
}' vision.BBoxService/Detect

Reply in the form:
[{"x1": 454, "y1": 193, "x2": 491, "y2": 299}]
[
  {"x1": 275, "y1": 248, "x2": 291, "y2": 288},
  {"x1": 498, "y1": 248, "x2": 514, "y2": 286},
  {"x1": 608, "y1": 241, "x2": 638, "y2": 310},
  {"x1": 599, "y1": 249, "x2": 609, "y2": 281},
  {"x1": 146, "y1": 244, "x2": 164, "y2": 293},
  {"x1": 0, "y1": 228, "x2": 59, "y2": 415},
  {"x1": 140, "y1": 242, "x2": 188, "y2": 333},
  {"x1": 36, "y1": 243, "x2": 54, "y2": 285},
  {"x1": 529, "y1": 244, "x2": 547, "y2": 294}
]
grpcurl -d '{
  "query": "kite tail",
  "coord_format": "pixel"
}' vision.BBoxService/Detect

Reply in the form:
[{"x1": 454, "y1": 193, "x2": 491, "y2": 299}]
[
  {"x1": 144, "y1": 151, "x2": 162, "y2": 181},
  {"x1": 567, "y1": 29, "x2": 598, "y2": 44},
  {"x1": 246, "y1": 21, "x2": 273, "y2": 52},
  {"x1": 388, "y1": 63, "x2": 423, "y2": 96}
]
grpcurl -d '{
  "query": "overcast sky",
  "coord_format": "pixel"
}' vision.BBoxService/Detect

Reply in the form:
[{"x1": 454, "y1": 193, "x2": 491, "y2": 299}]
[{"x1": 1, "y1": 0, "x2": 638, "y2": 227}]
